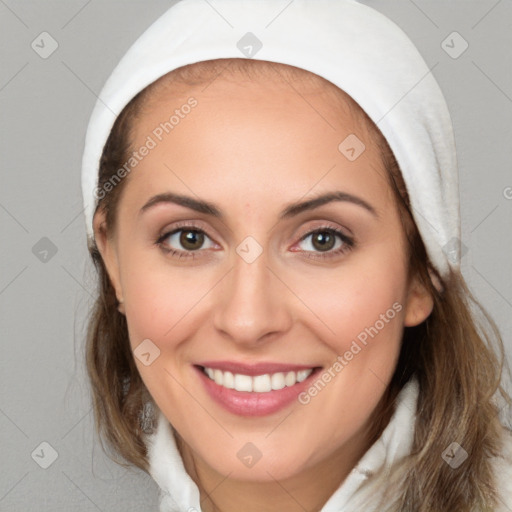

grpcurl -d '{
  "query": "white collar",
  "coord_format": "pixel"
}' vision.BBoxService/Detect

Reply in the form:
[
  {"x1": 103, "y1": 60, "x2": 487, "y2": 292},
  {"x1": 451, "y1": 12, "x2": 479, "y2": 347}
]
[{"x1": 144, "y1": 377, "x2": 419, "y2": 512}]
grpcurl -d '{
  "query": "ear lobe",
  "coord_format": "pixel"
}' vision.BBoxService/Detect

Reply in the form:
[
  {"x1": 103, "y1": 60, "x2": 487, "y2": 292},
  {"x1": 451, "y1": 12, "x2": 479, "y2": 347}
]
[
  {"x1": 403, "y1": 275, "x2": 434, "y2": 327},
  {"x1": 92, "y1": 209, "x2": 124, "y2": 305}
]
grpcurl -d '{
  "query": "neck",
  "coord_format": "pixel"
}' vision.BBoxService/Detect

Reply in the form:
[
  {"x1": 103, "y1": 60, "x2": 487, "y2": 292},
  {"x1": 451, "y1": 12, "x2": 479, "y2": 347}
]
[{"x1": 175, "y1": 419, "x2": 378, "y2": 512}]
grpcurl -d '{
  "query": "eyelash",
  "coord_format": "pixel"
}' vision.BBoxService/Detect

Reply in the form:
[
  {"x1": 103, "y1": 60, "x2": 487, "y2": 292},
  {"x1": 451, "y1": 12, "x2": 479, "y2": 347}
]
[{"x1": 155, "y1": 221, "x2": 355, "y2": 261}]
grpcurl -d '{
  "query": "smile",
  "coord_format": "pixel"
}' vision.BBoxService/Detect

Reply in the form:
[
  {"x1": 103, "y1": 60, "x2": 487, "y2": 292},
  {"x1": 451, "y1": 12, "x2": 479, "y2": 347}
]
[
  {"x1": 202, "y1": 366, "x2": 314, "y2": 393},
  {"x1": 195, "y1": 361, "x2": 322, "y2": 416}
]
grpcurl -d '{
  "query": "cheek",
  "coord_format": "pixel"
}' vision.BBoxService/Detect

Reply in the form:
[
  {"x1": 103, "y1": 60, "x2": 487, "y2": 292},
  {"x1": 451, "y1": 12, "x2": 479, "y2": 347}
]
[
  {"x1": 120, "y1": 264, "x2": 200, "y2": 409},
  {"x1": 292, "y1": 250, "x2": 407, "y2": 421},
  {"x1": 119, "y1": 244, "x2": 203, "y2": 339},
  {"x1": 294, "y1": 248, "x2": 408, "y2": 355}
]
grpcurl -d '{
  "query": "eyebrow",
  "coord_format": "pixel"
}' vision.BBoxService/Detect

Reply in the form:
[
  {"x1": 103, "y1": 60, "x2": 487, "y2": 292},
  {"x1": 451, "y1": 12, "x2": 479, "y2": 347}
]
[{"x1": 139, "y1": 191, "x2": 378, "y2": 219}]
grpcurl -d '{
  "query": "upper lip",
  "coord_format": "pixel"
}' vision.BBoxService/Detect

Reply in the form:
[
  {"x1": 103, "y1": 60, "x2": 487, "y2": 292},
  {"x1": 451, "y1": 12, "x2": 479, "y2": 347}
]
[{"x1": 196, "y1": 361, "x2": 320, "y2": 376}]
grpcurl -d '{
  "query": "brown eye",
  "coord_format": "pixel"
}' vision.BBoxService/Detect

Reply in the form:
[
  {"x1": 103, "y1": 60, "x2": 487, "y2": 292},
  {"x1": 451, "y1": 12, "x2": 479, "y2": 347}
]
[
  {"x1": 156, "y1": 224, "x2": 216, "y2": 258},
  {"x1": 179, "y1": 229, "x2": 205, "y2": 251},
  {"x1": 295, "y1": 226, "x2": 355, "y2": 260},
  {"x1": 310, "y1": 231, "x2": 336, "y2": 252}
]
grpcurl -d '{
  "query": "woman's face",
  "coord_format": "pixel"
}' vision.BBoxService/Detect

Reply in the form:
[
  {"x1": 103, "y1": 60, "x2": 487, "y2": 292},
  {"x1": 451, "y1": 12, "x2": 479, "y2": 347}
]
[{"x1": 94, "y1": 70, "x2": 433, "y2": 482}]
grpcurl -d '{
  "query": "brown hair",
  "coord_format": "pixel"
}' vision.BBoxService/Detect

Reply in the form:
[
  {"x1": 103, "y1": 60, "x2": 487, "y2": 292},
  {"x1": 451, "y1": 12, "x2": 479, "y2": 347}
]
[{"x1": 85, "y1": 58, "x2": 512, "y2": 510}]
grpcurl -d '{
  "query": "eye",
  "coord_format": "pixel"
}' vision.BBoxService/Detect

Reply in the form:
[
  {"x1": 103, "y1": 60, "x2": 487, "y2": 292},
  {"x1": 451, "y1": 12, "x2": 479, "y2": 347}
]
[
  {"x1": 155, "y1": 221, "x2": 355, "y2": 261},
  {"x1": 294, "y1": 224, "x2": 355, "y2": 260},
  {"x1": 156, "y1": 221, "x2": 216, "y2": 259}
]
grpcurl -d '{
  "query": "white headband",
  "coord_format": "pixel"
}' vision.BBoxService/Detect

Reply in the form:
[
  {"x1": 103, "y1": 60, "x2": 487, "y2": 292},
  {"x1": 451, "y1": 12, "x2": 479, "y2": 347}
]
[{"x1": 81, "y1": 0, "x2": 460, "y2": 282}]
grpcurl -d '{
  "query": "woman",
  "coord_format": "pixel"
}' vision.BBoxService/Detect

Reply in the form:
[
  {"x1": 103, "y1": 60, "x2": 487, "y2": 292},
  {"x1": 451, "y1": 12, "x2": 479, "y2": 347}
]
[{"x1": 81, "y1": 1, "x2": 512, "y2": 510}]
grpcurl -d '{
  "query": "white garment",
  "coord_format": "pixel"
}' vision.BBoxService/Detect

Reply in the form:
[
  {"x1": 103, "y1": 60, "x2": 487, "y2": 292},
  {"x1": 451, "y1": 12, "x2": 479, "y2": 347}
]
[{"x1": 143, "y1": 377, "x2": 512, "y2": 511}]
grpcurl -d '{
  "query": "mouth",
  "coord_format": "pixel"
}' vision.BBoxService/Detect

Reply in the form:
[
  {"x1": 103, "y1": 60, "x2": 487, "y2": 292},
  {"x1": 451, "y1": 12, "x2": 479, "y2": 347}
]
[
  {"x1": 200, "y1": 365, "x2": 315, "y2": 392},
  {"x1": 193, "y1": 362, "x2": 323, "y2": 417}
]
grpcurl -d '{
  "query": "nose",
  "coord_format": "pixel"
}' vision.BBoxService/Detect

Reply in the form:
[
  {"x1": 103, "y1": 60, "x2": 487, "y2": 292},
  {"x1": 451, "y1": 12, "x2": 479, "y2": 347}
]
[{"x1": 213, "y1": 247, "x2": 293, "y2": 347}]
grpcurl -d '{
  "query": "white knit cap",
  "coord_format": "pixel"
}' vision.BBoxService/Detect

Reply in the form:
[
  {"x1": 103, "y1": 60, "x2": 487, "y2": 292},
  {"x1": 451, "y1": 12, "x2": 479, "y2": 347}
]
[{"x1": 81, "y1": 0, "x2": 460, "y2": 283}]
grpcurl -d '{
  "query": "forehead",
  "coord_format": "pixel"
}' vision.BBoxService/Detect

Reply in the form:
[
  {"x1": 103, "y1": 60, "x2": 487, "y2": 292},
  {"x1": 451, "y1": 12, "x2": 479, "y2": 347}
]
[
  {"x1": 138, "y1": 59, "x2": 372, "y2": 136},
  {"x1": 133, "y1": 78, "x2": 378, "y2": 172}
]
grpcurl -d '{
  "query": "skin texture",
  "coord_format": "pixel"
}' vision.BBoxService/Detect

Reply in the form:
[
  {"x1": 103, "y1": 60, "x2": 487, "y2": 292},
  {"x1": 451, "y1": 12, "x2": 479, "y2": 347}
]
[{"x1": 94, "y1": 72, "x2": 434, "y2": 512}]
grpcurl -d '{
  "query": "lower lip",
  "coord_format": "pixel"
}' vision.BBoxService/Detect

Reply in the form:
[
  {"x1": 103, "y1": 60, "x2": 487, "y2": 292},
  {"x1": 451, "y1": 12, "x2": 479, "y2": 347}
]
[{"x1": 194, "y1": 366, "x2": 320, "y2": 417}]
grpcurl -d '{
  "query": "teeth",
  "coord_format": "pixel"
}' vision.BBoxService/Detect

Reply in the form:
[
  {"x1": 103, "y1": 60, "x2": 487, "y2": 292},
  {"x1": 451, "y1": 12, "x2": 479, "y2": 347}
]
[
  {"x1": 214, "y1": 369, "x2": 223, "y2": 386},
  {"x1": 271, "y1": 372, "x2": 286, "y2": 390},
  {"x1": 202, "y1": 366, "x2": 314, "y2": 392},
  {"x1": 253, "y1": 374, "x2": 271, "y2": 392},
  {"x1": 234, "y1": 374, "x2": 252, "y2": 392},
  {"x1": 285, "y1": 371, "x2": 296, "y2": 387},
  {"x1": 223, "y1": 371, "x2": 235, "y2": 389},
  {"x1": 297, "y1": 370, "x2": 311, "y2": 382}
]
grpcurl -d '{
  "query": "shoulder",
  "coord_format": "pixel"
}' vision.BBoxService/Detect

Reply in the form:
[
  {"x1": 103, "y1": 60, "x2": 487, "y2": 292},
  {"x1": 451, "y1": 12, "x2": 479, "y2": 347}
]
[{"x1": 492, "y1": 426, "x2": 512, "y2": 511}]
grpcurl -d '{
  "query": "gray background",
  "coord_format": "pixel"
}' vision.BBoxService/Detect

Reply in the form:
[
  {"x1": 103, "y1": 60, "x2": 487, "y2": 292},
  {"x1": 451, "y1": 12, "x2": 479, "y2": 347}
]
[{"x1": 1, "y1": 0, "x2": 511, "y2": 510}]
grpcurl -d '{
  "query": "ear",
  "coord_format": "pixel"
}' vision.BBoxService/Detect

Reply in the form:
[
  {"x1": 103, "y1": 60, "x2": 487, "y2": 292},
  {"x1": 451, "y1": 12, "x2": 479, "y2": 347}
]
[
  {"x1": 93, "y1": 208, "x2": 125, "y2": 314},
  {"x1": 403, "y1": 274, "x2": 434, "y2": 327}
]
